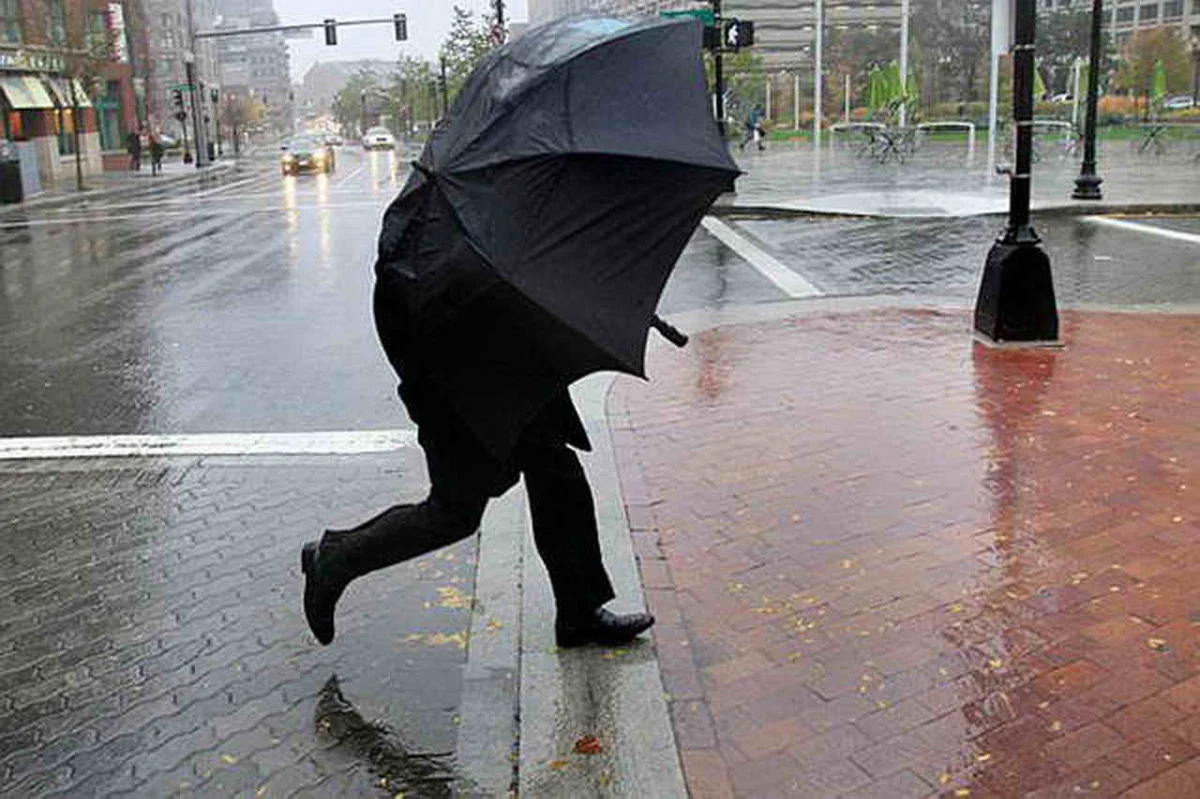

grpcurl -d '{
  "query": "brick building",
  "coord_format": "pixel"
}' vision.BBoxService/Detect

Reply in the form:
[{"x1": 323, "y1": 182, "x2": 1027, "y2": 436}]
[{"x1": 0, "y1": 0, "x2": 148, "y2": 187}]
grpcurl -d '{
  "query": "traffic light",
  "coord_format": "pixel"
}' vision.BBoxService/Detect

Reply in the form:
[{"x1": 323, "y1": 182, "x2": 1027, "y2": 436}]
[
  {"x1": 324, "y1": 18, "x2": 336, "y2": 46},
  {"x1": 722, "y1": 19, "x2": 754, "y2": 49},
  {"x1": 393, "y1": 13, "x2": 407, "y2": 41},
  {"x1": 172, "y1": 88, "x2": 184, "y2": 109},
  {"x1": 210, "y1": 87, "x2": 218, "y2": 104}
]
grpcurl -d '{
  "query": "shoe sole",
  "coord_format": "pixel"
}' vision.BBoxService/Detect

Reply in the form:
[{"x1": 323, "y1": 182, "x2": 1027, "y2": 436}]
[{"x1": 301, "y1": 542, "x2": 335, "y2": 646}]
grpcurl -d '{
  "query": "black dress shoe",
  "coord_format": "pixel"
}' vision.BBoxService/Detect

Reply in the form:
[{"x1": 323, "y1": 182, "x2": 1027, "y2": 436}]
[
  {"x1": 555, "y1": 607, "x2": 655, "y2": 648},
  {"x1": 301, "y1": 539, "x2": 349, "y2": 646}
]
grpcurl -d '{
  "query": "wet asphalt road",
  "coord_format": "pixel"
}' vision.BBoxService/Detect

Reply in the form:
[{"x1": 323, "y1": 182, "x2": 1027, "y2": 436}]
[
  {"x1": 0, "y1": 146, "x2": 784, "y2": 439},
  {"x1": 2, "y1": 147, "x2": 1198, "y2": 438}
]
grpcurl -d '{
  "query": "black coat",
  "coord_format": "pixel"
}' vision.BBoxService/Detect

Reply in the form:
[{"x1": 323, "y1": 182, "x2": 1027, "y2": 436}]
[{"x1": 373, "y1": 270, "x2": 590, "y2": 454}]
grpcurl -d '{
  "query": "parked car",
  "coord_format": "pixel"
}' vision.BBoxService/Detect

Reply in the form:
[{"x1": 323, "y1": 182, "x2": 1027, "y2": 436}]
[
  {"x1": 361, "y1": 126, "x2": 396, "y2": 150},
  {"x1": 1049, "y1": 93, "x2": 1073, "y2": 103},
  {"x1": 281, "y1": 135, "x2": 335, "y2": 175},
  {"x1": 324, "y1": 133, "x2": 344, "y2": 146},
  {"x1": 1164, "y1": 95, "x2": 1196, "y2": 110}
]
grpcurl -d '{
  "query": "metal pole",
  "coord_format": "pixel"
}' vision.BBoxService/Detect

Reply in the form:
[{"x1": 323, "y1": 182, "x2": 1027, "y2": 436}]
[
  {"x1": 765, "y1": 76, "x2": 771, "y2": 119},
  {"x1": 1072, "y1": 0, "x2": 1104, "y2": 199},
  {"x1": 713, "y1": 0, "x2": 726, "y2": 138},
  {"x1": 1005, "y1": 0, "x2": 1036, "y2": 239},
  {"x1": 440, "y1": 56, "x2": 449, "y2": 112},
  {"x1": 899, "y1": 0, "x2": 909, "y2": 127},
  {"x1": 814, "y1": 0, "x2": 823, "y2": 147},
  {"x1": 844, "y1": 73, "x2": 850, "y2": 122},
  {"x1": 794, "y1": 72, "x2": 800, "y2": 130},
  {"x1": 1071, "y1": 58, "x2": 1081, "y2": 128},
  {"x1": 185, "y1": 60, "x2": 205, "y2": 168}
]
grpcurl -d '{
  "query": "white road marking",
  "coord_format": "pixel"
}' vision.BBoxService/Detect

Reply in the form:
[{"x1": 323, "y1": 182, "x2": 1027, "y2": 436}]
[
  {"x1": 0, "y1": 430, "x2": 418, "y2": 459},
  {"x1": 335, "y1": 163, "x2": 366, "y2": 186},
  {"x1": 1085, "y1": 216, "x2": 1200, "y2": 245},
  {"x1": 0, "y1": 202, "x2": 388, "y2": 228},
  {"x1": 700, "y1": 216, "x2": 824, "y2": 298}
]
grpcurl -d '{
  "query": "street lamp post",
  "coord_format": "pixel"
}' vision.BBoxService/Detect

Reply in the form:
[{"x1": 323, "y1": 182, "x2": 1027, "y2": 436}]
[
  {"x1": 1072, "y1": 0, "x2": 1104, "y2": 200},
  {"x1": 1191, "y1": 36, "x2": 1199, "y2": 106},
  {"x1": 973, "y1": 0, "x2": 1059, "y2": 345}
]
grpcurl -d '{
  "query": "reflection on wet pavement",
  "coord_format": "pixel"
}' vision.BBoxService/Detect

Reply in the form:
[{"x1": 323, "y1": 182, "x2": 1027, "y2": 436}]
[{"x1": 611, "y1": 308, "x2": 1200, "y2": 797}]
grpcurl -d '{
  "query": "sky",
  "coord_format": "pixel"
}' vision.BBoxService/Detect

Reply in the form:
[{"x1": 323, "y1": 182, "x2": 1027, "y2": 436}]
[{"x1": 275, "y1": 0, "x2": 529, "y2": 83}]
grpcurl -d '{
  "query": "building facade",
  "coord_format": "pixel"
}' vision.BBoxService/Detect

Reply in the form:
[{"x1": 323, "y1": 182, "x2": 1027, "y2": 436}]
[
  {"x1": 0, "y1": 0, "x2": 147, "y2": 188},
  {"x1": 211, "y1": 0, "x2": 290, "y2": 135},
  {"x1": 142, "y1": 0, "x2": 218, "y2": 144}
]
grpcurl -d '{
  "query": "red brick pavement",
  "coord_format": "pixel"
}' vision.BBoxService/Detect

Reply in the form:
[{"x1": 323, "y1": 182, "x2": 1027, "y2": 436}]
[{"x1": 608, "y1": 308, "x2": 1200, "y2": 799}]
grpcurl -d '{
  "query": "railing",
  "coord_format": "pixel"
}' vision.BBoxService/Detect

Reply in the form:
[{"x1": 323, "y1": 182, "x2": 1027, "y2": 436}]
[{"x1": 915, "y1": 120, "x2": 976, "y2": 158}]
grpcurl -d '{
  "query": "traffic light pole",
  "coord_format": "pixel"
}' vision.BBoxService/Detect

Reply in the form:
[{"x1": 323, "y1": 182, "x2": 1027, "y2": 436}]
[
  {"x1": 184, "y1": 59, "x2": 208, "y2": 168},
  {"x1": 712, "y1": 0, "x2": 726, "y2": 138}
]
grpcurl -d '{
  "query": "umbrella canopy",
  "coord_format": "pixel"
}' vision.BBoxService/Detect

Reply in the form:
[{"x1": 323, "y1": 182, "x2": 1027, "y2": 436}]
[{"x1": 375, "y1": 15, "x2": 739, "y2": 459}]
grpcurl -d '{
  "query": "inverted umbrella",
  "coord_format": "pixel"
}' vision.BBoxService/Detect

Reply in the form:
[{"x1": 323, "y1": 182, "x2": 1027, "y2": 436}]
[{"x1": 375, "y1": 15, "x2": 739, "y2": 460}]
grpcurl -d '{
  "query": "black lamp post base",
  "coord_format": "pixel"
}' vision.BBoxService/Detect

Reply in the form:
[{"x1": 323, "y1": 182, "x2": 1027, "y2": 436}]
[
  {"x1": 1072, "y1": 173, "x2": 1103, "y2": 200},
  {"x1": 974, "y1": 241, "x2": 1060, "y2": 345}
]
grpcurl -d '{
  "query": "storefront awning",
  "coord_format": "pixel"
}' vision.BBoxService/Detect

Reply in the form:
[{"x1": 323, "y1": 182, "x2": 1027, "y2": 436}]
[
  {"x1": 0, "y1": 75, "x2": 55, "y2": 110},
  {"x1": 43, "y1": 77, "x2": 92, "y2": 109}
]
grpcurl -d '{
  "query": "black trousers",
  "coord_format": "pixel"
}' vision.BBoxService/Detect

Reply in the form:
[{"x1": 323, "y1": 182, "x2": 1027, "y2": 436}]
[{"x1": 330, "y1": 380, "x2": 616, "y2": 617}]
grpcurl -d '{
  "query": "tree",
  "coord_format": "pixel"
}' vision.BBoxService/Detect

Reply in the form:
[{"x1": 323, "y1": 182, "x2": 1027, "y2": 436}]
[
  {"x1": 220, "y1": 95, "x2": 264, "y2": 155},
  {"x1": 1038, "y1": 8, "x2": 1095, "y2": 94},
  {"x1": 439, "y1": 6, "x2": 493, "y2": 101},
  {"x1": 1113, "y1": 28, "x2": 1191, "y2": 119},
  {"x1": 331, "y1": 69, "x2": 382, "y2": 137},
  {"x1": 911, "y1": 0, "x2": 990, "y2": 103},
  {"x1": 825, "y1": 27, "x2": 899, "y2": 114}
]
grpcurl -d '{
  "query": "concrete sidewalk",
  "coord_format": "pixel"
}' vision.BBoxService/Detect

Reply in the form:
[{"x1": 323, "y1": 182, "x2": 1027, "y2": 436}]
[
  {"x1": 0, "y1": 157, "x2": 236, "y2": 215},
  {"x1": 717, "y1": 138, "x2": 1200, "y2": 218}
]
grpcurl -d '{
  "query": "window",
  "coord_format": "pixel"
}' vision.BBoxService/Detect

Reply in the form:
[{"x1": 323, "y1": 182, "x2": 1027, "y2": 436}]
[
  {"x1": 1138, "y1": 2, "x2": 1158, "y2": 18},
  {"x1": 46, "y1": 0, "x2": 66, "y2": 44},
  {"x1": 56, "y1": 108, "x2": 76, "y2": 156},
  {"x1": 97, "y1": 80, "x2": 122, "y2": 151},
  {"x1": 1117, "y1": 5, "x2": 1135, "y2": 20},
  {"x1": 0, "y1": 0, "x2": 21, "y2": 43},
  {"x1": 90, "y1": 10, "x2": 108, "y2": 51},
  {"x1": 1163, "y1": 0, "x2": 1182, "y2": 14}
]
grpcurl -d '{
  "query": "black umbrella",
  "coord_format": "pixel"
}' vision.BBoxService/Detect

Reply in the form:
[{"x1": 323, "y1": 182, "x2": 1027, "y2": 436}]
[{"x1": 375, "y1": 15, "x2": 739, "y2": 459}]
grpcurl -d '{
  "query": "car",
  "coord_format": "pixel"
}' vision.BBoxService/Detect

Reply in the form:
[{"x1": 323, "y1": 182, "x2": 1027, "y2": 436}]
[
  {"x1": 361, "y1": 126, "x2": 396, "y2": 150},
  {"x1": 324, "y1": 133, "x2": 343, "y2": 146},
  {"x1": 1049, "y1": 93, "x2": 1073, "y2": 103},
  {"x1": 281, "y1": 135, "x2": 335, "y2": 175},
  {"x1": 1164, "y1": 95, "x2": 1195, "y2": 110}
]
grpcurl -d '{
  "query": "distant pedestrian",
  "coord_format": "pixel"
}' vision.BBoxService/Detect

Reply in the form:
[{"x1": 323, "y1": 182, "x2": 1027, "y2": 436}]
[
  {"x1": 739, "y1": 104, "x2": 766, "y2": 151},
  {"x1": 148, "y1": 135, "x2": 164, "y2": 176},
  {"x1": 126, "y1": 130, "x2": 142, "y2": 171}
]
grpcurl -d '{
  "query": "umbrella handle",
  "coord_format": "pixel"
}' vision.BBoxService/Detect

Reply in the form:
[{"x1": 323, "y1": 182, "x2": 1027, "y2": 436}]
[{"x1": 651, "y1": 315, "x2": 688, "y2": 348}]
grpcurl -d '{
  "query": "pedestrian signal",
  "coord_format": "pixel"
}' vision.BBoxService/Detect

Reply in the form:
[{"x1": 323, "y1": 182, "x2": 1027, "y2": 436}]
[
  {"x1": 393, "y1": 13, "x2": 407, "y2": 41},
  {"x1": 172, "y1": 89, "x2": 184, "y2": 109},
  {"x1": 324, "y1": 18, "x2": 337, "y2": 46},
  {"x1": 722, "y1": 19, "x2": 754, "y2": 49}
]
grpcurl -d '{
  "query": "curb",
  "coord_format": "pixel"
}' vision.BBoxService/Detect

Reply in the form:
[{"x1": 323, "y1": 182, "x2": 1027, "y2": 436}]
[
  {"x1": 0, "y1": 160, "x2": 238, "y2": 215},
  {"x1": 709, "y1": 199, "x2": 1200, "y2": 221}
]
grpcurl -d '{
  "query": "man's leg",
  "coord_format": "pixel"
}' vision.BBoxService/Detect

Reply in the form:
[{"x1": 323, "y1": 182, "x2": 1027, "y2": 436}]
[
  {"x1": 302, "y1": 492, "x2": 485, "y2": 645},
  {"x1": 520, "y1": 440, "x2": 653, "y2": 647}
]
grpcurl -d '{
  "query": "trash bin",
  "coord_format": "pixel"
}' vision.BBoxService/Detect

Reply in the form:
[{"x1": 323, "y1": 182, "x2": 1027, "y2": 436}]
[{"x1": 0, "y1": 140, "x2": 22, "y2": 204}]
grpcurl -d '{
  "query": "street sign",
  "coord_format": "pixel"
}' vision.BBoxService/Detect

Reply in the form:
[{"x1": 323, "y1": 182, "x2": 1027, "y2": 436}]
[
  {"x1": 722, "y1": 19, "x2": 754, "y2": 49},
  {"x1": 662, "y1": 8, "x2": 716, "y2": 26},
  {"x1": 171, "y1": 83, "x2": 195, "y2": 92}
]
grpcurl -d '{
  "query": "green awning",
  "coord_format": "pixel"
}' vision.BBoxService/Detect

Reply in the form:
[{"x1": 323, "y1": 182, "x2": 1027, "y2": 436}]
[{"x1": 0, "y1": 75, "x2": 55, "y2": 110}]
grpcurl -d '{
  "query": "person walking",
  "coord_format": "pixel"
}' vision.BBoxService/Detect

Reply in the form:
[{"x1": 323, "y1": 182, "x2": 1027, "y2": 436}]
[
  {"x1": 739, "y1": 104, "x2": 766, "y2": 151},
  {"x1": 126, "y1": 129, "x2": 142, "y2": 171},
  {"x1": 299, "y1": 260, "x2": 656, "y2": 650},
  {"x1": 148, "y1": 134, "x2": 164, "y2": 176}
]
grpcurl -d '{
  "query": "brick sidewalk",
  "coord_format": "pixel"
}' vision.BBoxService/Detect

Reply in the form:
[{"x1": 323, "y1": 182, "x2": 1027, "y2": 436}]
[
  {"x1": 0, "y1": 452, "x2": 474, "y2": 797},
  {"x1": 610, "y1": 308, "x2": 1200, "y2": 798}
]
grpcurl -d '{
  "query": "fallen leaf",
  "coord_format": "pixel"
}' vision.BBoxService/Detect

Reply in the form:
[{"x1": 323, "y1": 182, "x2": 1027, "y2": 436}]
[
  {"x1": 1148, "y1": 638, "x2": 1169, "y2": 652},
  {"x1": 727, "y1": 582, "x2": 746, "y2": 594},
  {"x1": 1049, "y1": 720, "x2": 1063, "y2": 732},
  {"x1": 955, "y1": 790, "x2": 971, "y2": 797},
  {"x1": 938, "y1": 773, "x2": 952, "y2": 785},
  {"x1": 574, "y1": 735, "x2": 603, "y2": 755},
  {"x1": 219, "y1": 754, "x2": 238, "y2": 764},
  {"x1": 548, "y1": 760, "x2": 571, "y2": 771},
  {"x1": 976, "y1": 753, "x2": 992, "y2": 762},
  {"x1": 988, "y1": 658, "x2": 1004, "y2": 670},
  {"x1": 949, "y1": 603, "x2": 965, "y2": 614}
]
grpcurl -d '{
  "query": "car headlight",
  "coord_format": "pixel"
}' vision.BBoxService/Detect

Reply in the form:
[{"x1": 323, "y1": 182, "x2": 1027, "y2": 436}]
[
  {"x1": 312, "y1": 152, "x2": 325, "y2": 162},
  {"x1": 282, "y1": 154, "x2": 296, "y2": 163}
]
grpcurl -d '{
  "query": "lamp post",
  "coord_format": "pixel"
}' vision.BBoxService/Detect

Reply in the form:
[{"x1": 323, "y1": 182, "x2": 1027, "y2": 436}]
[
  {"x1": 973, "y1": 0, "x2": 1059, "y2": 345},
  {"x1": 1191, "y1": 35, "x2": 1199, "y2": 106},
  {"x1": 1072, "y1": 0, "x2": 1104, "y2": 200}
]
